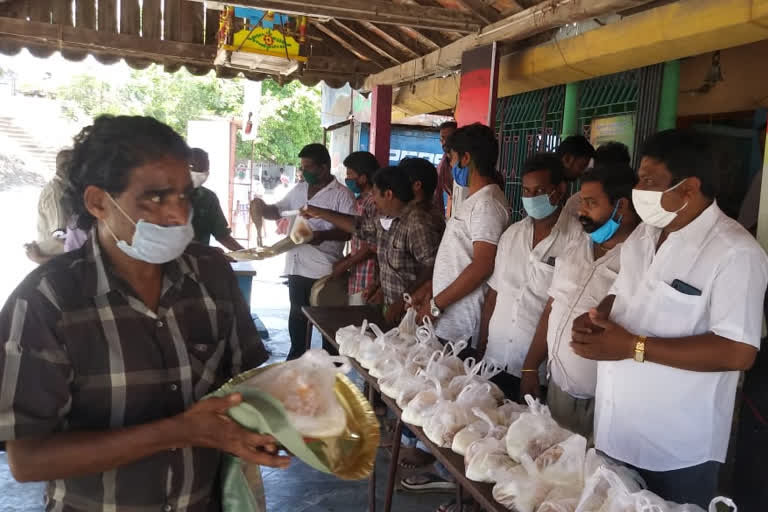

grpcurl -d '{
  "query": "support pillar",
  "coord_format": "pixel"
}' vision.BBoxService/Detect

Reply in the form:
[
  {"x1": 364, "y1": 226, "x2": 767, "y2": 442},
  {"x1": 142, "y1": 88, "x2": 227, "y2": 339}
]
[
  {"x1": 455, "y1": 42, "x2": 500, "y2": 127},
  {"x1": 370, "y1": 85, "x2": 392, "y2": 168},
  {"x1": 562, "y1": 82, "x2": 580, "y2": 137},
  {"x1": 657, "y1": 60, "x2": 680, "y2": 131}
]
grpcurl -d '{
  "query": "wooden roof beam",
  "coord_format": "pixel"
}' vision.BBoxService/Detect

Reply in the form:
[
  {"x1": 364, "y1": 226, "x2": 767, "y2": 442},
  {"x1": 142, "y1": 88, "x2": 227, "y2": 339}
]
[
  {"x1": 396, "y1": 26, "x2": 441, "y2": 52},
  {"x1": 330, "y1": 19, "x2": 401, "y2": 65},
  {"x1": 358, "y1": 22, "x2": 421, "y2": 60},
  {"x1": 454, "y1": 0, "x2": 503, "y2": 24},
  {"x1": 312, "y1": 21, "x2": 386, "y2": 68},
  {"x1": 185, "y1": 0, "x2": 483, "y2": 33},
  {"x1": 364, "y1": 0, "x2": 658, "y2": 90}
]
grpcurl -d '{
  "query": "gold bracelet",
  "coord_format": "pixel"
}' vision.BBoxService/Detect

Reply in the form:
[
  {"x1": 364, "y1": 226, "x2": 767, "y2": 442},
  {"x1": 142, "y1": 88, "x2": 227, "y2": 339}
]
[{"x1": 521, "y1": 369, "x2": 538, "y2": 373}]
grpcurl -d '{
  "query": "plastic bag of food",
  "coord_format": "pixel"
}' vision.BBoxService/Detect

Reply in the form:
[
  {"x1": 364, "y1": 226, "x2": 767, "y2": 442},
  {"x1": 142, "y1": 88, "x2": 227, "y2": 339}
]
[
  {"x1": 379, "y1": 354, "x2": 429, "y2": 399},
  {"x1": 439, "y1": 339, "x2": 470, "y2": 375},
  {"x1": 455, "y1": 381, "x2": 500, "y2": 412},
  {"x1": 401, "y1": 375, "x2": 444, "y2": 427},
  {"x1": 522, "y1": 434, "x2": 587, "y2": 488},
  {"x1": 496, "y1": 400, "x2": 528, "y2": 426},
  {"x1": 452, "y1": 408, "x2": 505, "y2": 456},
  {"x1": 465, "y1": 436, "x2": 519, "y2": 484},
  {"x1": 337, "y1": 321, "x2": 372, "y2": 359},
  {"x1": 242, "y1": 349, "x2": 351, "y2": 437},
  {"x1": 506, "y1": 395, "x2": 571, "y2": 463},
  {"x1": 289, "y1": 215, "x2": 314, "y2": 244},
  {"x1": 408, "y1": 317, "x2": 444, "y2": 361},
  {"x1": 398, "y1": 293, "x2": 419, "y2": 340},
  {"x1": 629, "y1": 490, "x2": 707, "y2": 512},
  {"x1": 492, "y1": 465, "x2": 553, "y2": 512},
  {"x1": 422, "y1": 383, "x2": 498, "y2": 447},
  {"x1": 423, "y1": 396, "x2": 475, "y2": 448},
  {"x1": 395, "y1": 368, "x2": 433, "y2": 408},
  {"x1": 357, "y1": 324, "x2": 399, "y2": 369},
  {"x1": 575, "y1": 449, "x2": 645, "y2": 512},
  {"x1": 446, "y1": 357, "x2": 482, "y2": 397},
  {"x1": 538, "y1": 486, "x2": 581, "y2": 512}
]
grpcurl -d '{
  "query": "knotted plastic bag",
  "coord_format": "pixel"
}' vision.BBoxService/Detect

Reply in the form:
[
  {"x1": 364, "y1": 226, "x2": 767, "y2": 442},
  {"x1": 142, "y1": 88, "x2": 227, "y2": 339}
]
[
  {"x1": 492, "y1": 465, "x2": 554, "y2": 512},
  {"x1": 575, "y1": 449, "x2": 646, "y2": 512},
  {"x1": 496, "y1": 399, "x2": 528, "y2": 426},
  {"x1": 521, "y1": 433, "x2": 587, "y2": 488},
  {"x1": 242, "y1": 349, "x2": 351, "y2": 438},
  {"x1": 538, "y1": 486, "x2": 581, "y2": 512},
  {"x1": 337, "y1": 321, "x2": 372, "y2": 360},
  {"x1": 506, "y1": 395, "x2": 571, "y2": 462},
  {"x1": 398, "y1": 293, "x2": 419, "y2": 340},
  {"x1": 289, "y1": 215, "x2": 314, "y2": 244},
  {"x1": 401, "y1": 375, "x2": 444, "y2": 427},
  {"x1": 452, "y1": 408, "x2": 505, "y2": 456},
  {"x1": 464, "y1": 436, "x2": 519, "y2": 484}
]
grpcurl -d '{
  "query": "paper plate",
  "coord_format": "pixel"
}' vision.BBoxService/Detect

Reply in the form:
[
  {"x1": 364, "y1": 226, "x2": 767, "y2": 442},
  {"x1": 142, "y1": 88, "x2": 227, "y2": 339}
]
[{"x1": 213, "y1": 366, "x2": 380, "y2": 480}]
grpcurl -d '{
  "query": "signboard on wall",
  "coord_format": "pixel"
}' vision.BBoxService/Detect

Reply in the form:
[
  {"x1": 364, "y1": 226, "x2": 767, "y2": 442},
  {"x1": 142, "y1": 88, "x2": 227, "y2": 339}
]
[
  {"x1": 589, "y1": 115, "x2": 636, "y2": 155},
  {"x1": 359, "y1": 124, "x2": 443, "y2": 165}
]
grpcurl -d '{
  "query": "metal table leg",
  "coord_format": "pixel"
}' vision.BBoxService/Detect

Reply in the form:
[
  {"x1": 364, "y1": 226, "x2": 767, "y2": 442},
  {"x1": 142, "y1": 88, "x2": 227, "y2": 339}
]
[
  {"x1": 383, "y1": 418, "x2": 403, "y2": 512},
  {"x1": 366, "y1": 384, "x2": 377, "y2": 512}
]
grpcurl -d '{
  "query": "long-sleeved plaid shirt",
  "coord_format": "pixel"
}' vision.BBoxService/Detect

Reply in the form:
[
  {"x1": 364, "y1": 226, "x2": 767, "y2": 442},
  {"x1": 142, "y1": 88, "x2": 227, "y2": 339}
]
[
  {"x1": 348, "y1": 192, "x2": 378, "y2": 295},
  {"x1": 356, "y1": 202, "x2": 445, "y2": 304},
  {"x1": 0, "y1": 235, "x2": 268, "y2": 511}
]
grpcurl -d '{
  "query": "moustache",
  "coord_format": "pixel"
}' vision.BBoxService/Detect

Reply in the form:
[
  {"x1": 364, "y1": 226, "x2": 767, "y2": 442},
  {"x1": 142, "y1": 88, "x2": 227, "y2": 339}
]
[{"x1": 579, "y1": 215, "x2": 601, "y2": 233}]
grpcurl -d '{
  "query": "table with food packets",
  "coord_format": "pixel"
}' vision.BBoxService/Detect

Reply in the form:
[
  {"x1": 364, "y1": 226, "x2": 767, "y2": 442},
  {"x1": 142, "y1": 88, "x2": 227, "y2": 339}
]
[
  {"x1": 295, "y1": 305, "x2": 735, "y2": 512},
  {"x1": 223, "y1": 224, "x2": 732, "y2": 512}
]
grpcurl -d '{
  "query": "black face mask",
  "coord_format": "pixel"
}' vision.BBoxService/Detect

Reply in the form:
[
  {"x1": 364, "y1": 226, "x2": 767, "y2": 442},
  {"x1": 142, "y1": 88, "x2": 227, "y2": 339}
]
[{"x1": 579, "y1": 215, "x2": 602, "y2": 234}]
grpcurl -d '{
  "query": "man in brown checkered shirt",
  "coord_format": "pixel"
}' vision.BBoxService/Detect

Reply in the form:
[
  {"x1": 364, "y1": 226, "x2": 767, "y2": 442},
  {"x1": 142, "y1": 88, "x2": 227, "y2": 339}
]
[
  {"x1": 0, "y1": 116, "x2": 289, "y2": 511},
  {"x1": 303, "y1": 164, "x2": 444, "y2": 324}
]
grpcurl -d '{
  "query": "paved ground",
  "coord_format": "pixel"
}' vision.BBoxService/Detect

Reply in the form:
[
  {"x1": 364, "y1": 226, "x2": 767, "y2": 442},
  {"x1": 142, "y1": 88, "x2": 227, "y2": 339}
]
[{"x1": 0, "y1": 179, "x2": 445, "y2": 511}]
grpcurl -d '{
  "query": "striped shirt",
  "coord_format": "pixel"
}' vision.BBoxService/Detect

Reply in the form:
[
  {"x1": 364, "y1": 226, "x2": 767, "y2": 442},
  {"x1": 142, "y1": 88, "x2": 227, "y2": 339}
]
[
  {"x1": 0, "y1": 235, "x2": 268, "y2": 511},
  {"x1": 348, "y1": 192, "x2": 378, "y2": 295}
]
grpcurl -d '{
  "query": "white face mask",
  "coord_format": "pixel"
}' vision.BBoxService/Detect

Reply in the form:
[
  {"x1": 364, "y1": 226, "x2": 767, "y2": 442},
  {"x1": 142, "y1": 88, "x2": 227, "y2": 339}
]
[
  {"x1": 191, "y1": 171, "x2": 209, "y2": 188},
  {"x1": 104, "y1": 194, "x2": 194, "y2": 264},
  {"x1": 379, "y1": 216, "x2": 394, "y2": 231},
  {"x1": 631, "y1": 179, "x2": 688, "y2": 228}
]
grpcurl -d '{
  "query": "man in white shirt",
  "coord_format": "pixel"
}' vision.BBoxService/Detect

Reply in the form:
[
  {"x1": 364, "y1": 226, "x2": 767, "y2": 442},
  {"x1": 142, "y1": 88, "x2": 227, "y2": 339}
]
[
  {"x1": 477, "y1": 153, "x2": 581, "y2": 396},
  {"x1": 250, "y1": 144, "x2": 355, "y2": 360},
  {"x1": 414, "y1": 123, "x2": 510, "y2": 343},
  {"x1": 520, "y1": 164, "x2": 640, "y2": 437},
  {"x1": 25, "y1": 149, "x2": 73, "y2": 264},
  {"x1": 572, "y1": 130, "x2": 768, "y2": 507}
]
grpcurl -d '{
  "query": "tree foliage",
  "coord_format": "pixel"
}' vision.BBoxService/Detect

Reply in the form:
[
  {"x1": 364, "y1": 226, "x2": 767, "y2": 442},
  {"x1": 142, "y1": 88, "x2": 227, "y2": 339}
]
[
  {"x1": 250, "y1": 81, "x2": 323, "y2": 165},
  {"x1": 57, "y1": 65, "x2": 322, "y2": 166}
]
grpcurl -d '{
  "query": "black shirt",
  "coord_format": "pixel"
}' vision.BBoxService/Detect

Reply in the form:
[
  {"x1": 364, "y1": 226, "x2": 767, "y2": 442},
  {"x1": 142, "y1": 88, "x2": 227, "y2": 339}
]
[{"x1": 191, "y1": 187, "x2": 231, "y2": 245}]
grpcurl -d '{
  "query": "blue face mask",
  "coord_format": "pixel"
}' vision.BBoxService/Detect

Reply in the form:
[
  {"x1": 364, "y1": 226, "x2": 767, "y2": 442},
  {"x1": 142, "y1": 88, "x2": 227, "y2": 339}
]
[
  {"x1": 345, "y1": 178, "x2": 361, "y2": 197},
  {"x1": 587, "y1": 202, "x2": 622, "y2": 244},
  {"x1": 452, "y1": 162, "x2": 469, "y2": 188},
  {"x1": 522, "y1": 193, "x2": 558, "y2": 220}
]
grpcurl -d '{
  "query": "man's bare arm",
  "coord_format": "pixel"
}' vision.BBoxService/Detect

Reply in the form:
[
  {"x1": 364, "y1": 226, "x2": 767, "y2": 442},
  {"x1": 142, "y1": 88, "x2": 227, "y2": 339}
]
[{"x1": 7, "y1": 394, "x2": 289, "y2": 483}]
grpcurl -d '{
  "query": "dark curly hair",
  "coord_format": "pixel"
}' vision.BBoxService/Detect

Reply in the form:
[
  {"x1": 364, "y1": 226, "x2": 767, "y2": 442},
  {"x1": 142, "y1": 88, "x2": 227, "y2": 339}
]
[
  {"x1": 447, "y1": 123, "x2": 499, "y2": 177},
  {"x1": 65, "y1": 115, "x2": 190, "y2": 230}
]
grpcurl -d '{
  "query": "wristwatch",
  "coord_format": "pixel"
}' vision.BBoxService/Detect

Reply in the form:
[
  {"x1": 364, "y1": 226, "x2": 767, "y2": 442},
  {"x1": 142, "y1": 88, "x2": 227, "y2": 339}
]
[
  {"x1": 634, "y1": 335, "x2": 647, "y2": 363},
  {"x1": 430, "y1": 297, "x2": 442, "y2": 318}
]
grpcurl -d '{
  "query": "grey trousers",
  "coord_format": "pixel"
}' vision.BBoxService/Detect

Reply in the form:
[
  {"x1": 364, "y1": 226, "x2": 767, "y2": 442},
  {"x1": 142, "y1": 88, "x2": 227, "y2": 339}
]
[{"x1": 546, "y1": 380, "x2": 595, "y2": 439}]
